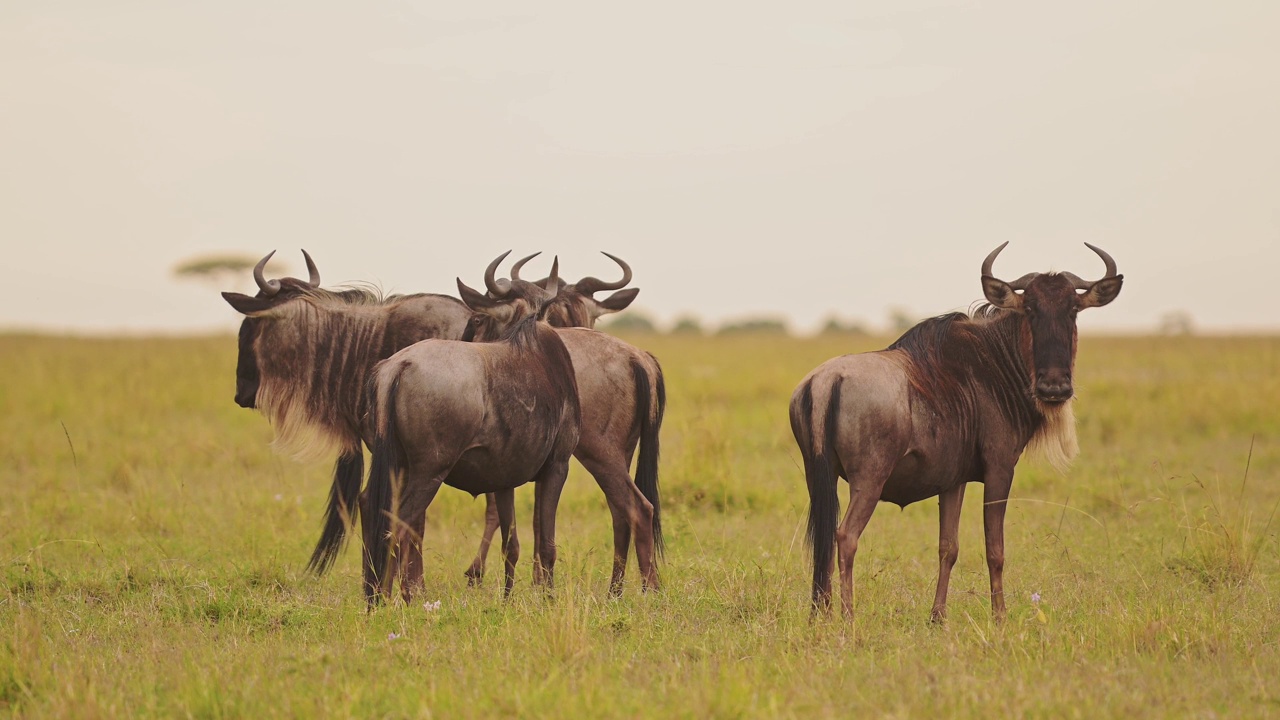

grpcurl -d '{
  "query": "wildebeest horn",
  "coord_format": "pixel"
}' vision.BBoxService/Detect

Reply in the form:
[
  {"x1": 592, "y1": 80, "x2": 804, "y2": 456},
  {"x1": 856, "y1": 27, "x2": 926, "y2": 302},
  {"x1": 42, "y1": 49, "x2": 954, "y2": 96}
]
[
  {"x1": 254, "y1": 250, "x2": 281, "y2": 296},
  {"x1": 509, "y1": 252, "x2": 542, "y2": 281},
  {"x1": 981, "y1": 242, "x2": 1009, "y2": 279},
  {"x1": 982, "y1": 243, "x2": 1039, "y2": 290},
  {"x1": 1061, "y1": 243, "x2": 1119, "y2": 290},
  {"x1": 573, "y1": 252, "x2": 633, "y2": 295},
  {"x1": 484, "y1": 250, "x2": 514, "y2": 297},
  {"x1": 545, "y1": 255, "x2": 560, "y2": 295},
  {"x1": 1084, "y1": 242, "x2": 1118, "y2": 278},
  {"x1": 301, "y1": 249, "x2": 321, "y2": 287}
]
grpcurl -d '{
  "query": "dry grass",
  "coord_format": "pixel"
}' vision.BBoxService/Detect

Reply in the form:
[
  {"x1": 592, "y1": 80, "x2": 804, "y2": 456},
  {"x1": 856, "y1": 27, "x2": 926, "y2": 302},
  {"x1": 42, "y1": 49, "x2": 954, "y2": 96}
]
[{"x1": 1, "y1": 331, "x2": 1278, "y2": 718}]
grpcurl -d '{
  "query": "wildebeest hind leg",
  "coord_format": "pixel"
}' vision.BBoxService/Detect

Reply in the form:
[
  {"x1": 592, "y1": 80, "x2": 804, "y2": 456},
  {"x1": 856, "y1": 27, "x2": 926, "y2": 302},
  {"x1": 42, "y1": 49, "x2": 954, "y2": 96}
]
[
  {"x1": 465, "y1": 494, "x2": 501, "y2": 586},
  {"x1": 836, "y1": 469, "x2": 890, "y2": 619},
  {"x1": 578, "y1": 452, "x2": 655, "y2": 595},
  {"x1": 930, "y1": 482, "x2": 967, "y2": 623},
  {"x1": 395, "y1": 472, "x2": 445, "y2": 605}
]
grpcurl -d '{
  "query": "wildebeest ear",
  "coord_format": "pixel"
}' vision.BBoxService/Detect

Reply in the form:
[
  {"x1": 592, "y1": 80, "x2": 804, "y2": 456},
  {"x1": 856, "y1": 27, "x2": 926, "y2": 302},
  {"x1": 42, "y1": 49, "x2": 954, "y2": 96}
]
[
  {"x1": 1078, "y1": 275, "x2": 1123, "y2": 309},
  {"x1": 457, "y1": 279, "x2": 499, "y2": 310},
  {"x1": 981, "y1": 276, "x2": 1023, "y2": 310},
  {"x1": 596, "y1": 288, "x2": 639, "y2": 313},
  {"x1": 222, "y1": 291, "x2": 277, "y2": 316}
]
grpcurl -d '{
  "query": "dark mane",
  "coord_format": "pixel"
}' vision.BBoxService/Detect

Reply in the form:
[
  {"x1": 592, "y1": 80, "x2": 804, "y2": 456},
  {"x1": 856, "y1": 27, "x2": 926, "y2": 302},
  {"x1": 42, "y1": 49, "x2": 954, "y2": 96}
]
[
  {"x1": 887, "y1": 306, "x2": 1039, "y2": 434},
  {"x1": 499, "y1": 314, "x2": 542, "y2": 347}
]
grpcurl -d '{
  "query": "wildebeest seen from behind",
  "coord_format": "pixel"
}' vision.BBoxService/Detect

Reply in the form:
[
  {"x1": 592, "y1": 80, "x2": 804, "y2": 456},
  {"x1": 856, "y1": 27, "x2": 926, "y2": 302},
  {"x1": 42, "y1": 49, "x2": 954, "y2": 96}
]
[
  {"x1": 221, "y1": 250, "x2": 471, "y2": 574},
  {"x1": 464, "y1": 252, "x2": 665, "y2": 594},
  {"x1": 363, "y1": 252, "x2": 580, "y2": 605},
  {"x1": 791, "y1": 243, "x2": 1123, "y2": 621}
]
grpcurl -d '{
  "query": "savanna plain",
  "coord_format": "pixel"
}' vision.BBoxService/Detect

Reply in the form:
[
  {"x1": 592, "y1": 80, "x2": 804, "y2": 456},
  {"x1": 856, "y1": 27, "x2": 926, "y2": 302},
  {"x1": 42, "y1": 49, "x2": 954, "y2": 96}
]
[{"x1": 2, "y1": 330, "x2": 1279, "y2": 718}]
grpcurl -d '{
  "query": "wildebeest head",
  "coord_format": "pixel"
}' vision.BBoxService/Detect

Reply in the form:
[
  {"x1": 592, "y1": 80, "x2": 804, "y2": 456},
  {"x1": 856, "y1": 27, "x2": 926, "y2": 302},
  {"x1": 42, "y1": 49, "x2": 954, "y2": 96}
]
[
  {"x1": 221, "y1": 249, "x2": 322, "y2": 408},
  {"x1": 524, "y1": 252, "x2": 639, "y2": 329},
  {"x1": 457, "y1": 251, "x2": 562, "y2": 342},
  {"x1": 980, "y1": 242, "x2": 1124, "y2": 404}
]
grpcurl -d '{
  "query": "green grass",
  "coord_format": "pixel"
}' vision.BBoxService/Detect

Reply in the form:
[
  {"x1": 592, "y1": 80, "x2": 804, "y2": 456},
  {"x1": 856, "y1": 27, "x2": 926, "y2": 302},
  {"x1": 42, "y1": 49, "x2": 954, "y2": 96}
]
[{"x1": 1, "y1": 331, "x2": 1278, "y2": 718}]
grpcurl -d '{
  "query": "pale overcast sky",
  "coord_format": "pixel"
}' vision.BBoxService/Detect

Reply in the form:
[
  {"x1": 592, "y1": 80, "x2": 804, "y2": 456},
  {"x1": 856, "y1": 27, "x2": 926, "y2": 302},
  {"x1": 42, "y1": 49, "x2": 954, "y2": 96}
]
[{"x1": 1, "y1": 1, "x2": 1277, "y2": 334}]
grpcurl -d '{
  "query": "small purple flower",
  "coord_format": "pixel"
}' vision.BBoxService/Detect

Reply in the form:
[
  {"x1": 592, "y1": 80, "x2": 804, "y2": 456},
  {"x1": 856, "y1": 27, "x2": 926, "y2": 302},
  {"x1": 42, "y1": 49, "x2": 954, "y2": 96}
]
[
  {"x1": 423, "y1": 601, "x2": 441, "y2": 612},
  {"x1": 387, "y1": 632, "x2": 401, "y2": 641},
  {"x1": 1031, "y1": 592, "x2": 1042, "y2": 604}
]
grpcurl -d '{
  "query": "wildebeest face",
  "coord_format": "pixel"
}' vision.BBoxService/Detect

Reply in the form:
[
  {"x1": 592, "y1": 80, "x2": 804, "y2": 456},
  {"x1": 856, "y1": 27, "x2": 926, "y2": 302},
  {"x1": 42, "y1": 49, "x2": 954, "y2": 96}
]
[
  {"x1": 233, "y1": 318, "x2": 261, "y2": 408},
  {"x1": 981, "y1": 242, "x2": 1123, "y2": 404},
  {"x1": 221, "y1": 250, "x2": 323, "y2": 408},
  {"x1": 457, "y1": 251, "x2": 561, "y2": 342}
]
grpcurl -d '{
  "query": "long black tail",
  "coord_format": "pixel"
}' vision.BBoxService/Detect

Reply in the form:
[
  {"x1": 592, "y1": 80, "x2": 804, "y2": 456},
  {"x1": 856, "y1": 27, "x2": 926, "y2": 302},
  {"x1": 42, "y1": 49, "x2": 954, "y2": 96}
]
[
  {"x1": 307, "y1": 448, "x2": 364, "y2": 575},
  {"x1": 362, "y1": 370, "x2": 404, "y2": 605},
  {"x1": 632, "y1": 355, "x2": 666, "y2": 556},
  {"x1": 792, "y1": 377, "x2": 842, "y2": 608}
]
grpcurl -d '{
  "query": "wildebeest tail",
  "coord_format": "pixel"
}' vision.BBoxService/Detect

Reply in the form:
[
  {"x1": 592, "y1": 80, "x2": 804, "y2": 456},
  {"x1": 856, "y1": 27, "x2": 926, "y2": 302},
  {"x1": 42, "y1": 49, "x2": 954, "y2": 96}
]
[
  {"x1": 791, "y1": 376, "x2": 842, "y2": 607},
  {"x1": 307, "y1": 448, "x2": 365, "y2": 576},
  {"x1": 362, "y1": 368, "x2": 405, "y2": 605},
  {"x1": 632, "y1": 355, "x2": 665, "y2": 556}
]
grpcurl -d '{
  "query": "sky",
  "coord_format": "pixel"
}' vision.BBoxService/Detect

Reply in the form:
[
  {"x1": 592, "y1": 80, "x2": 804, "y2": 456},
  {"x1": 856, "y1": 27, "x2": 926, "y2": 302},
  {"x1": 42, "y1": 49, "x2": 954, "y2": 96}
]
[{"x1": 1, "y1": 0, "x2": 1277, "y2": 335}]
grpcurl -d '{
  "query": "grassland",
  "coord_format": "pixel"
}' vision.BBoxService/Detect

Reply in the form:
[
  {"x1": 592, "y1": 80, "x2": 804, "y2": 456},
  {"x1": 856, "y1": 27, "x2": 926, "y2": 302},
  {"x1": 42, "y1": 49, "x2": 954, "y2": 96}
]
[{"x1": 1, "y1": 330, "x2": 1278, "y2": 718}]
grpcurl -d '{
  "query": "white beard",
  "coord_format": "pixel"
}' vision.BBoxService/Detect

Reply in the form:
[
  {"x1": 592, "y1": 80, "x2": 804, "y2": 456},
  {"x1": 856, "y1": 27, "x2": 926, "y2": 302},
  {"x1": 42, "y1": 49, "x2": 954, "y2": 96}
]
[{"x1": 1027, "y1": 399, "x2": 1080, "y2": 472}]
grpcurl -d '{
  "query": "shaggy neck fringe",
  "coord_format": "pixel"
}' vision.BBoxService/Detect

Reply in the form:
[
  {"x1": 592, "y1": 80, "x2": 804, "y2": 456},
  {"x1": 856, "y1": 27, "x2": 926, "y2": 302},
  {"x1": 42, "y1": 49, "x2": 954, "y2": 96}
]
[
  {"x1": 890, "y1": 306, "x2": 1079, "y2": 470},
  {"x1": 255, "y1": 295, "x2": 391, "y2": 461}
]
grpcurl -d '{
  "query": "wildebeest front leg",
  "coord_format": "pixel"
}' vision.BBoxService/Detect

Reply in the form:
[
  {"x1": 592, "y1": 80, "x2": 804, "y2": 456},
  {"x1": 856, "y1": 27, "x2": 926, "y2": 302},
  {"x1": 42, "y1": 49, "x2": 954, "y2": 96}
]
[
  {"x1": 930, "y1": 482, "x2": 967, "y2": 623},
  {"x1": 495, "y1": 488, "x2": 519, "y2": 597},
  {"x1": 982, "y1": 475, "x2": 1013, "y2": 622},
  {"x1": 531, "y1": 459, "x2": 571, "y2": 589},
  {"x1": 465, "y1": 493, "x2": 501, "y2": 586}
]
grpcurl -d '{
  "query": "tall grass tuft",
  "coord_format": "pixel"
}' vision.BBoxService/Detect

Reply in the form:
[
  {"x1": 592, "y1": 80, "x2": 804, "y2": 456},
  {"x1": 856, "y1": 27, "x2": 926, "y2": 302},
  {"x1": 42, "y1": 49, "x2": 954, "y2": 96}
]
[{"x1": 1167, "y1": 437, "x2": 1277, "y2": 589}]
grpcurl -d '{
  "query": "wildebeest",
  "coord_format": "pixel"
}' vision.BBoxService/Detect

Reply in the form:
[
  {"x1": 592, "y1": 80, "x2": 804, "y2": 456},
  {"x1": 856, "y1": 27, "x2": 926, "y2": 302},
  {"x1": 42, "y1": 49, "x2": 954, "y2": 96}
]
[
  {"x1": 220, "y1": 250, "x2": 471, "y2": 574},
  {"x1": 362, "y1": 253, "x2": 580, "y2": 604},
  {"x1": 790, "y1": 243, "x2": 1123, "y2": 620},
  {"x1": 464, "y1": 253, "x2": 665, "y2": 593},
  {"x1": 224, "y1": 250, "x2": 663, "y2": 593}
]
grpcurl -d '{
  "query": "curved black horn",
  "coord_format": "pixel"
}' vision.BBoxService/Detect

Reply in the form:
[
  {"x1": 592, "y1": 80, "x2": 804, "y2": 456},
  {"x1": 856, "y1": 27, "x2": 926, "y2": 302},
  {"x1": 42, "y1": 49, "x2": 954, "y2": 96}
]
[
  {"x1": 253, "y1": 250, "x2": 281, "y2": 296},
  {"x1": 509, "y1": 252, "x2": 542, "y2": 281},
  {"x1": 982, "y1": 242, "x2": 1039, "y2": 289},
  {"x1": 484, "y1": 250, "x2": 514, "y2": 297},
  {"x1": 980, "y1": 242, "x2": 1009, "y2": 278},
  {"x1": 301, "y1": 249, "x2": 321, "y2": 287},
  {"x1": 574, "y1": 252, "x2": 633, "y2": 294},
  {"x1": 1084, "y1": 242, "x2": 1118, "y2": 279}
]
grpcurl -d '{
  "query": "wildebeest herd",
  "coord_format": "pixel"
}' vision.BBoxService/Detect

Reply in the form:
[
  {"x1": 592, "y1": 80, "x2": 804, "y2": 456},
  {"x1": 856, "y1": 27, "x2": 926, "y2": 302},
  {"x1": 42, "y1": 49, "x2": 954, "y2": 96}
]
[{"x1": 222, "y1": 244, "x2": 1123, "y2": 617}]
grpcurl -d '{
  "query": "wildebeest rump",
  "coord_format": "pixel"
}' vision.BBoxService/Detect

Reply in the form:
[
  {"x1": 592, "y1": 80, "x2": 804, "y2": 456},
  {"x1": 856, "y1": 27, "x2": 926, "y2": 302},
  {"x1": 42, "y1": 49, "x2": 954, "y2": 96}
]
[
  {"x1": 790, "y1": 243, "x2": 1123, "y2": 620},
  {"x1": 362, "y1": 253, "x2": 580, "y2": 604},
  {"x1": 221, "y1": 250, "x2": 471, "y2": 574}
]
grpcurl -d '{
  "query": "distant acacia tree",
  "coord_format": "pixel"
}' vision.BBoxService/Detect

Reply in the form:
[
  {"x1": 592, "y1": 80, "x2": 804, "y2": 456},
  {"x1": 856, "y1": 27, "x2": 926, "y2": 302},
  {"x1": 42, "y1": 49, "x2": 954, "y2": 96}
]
[{"x1": 173, "y1": 253, "x2": 289, "y2": 288}]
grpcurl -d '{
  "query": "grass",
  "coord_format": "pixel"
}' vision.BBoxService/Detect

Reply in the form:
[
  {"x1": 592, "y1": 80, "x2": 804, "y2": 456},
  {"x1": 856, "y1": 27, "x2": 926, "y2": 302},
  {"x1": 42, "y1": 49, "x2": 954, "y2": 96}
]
[{"x1": 1, "y1": 331, "x2": 1278, "y2": 718}]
